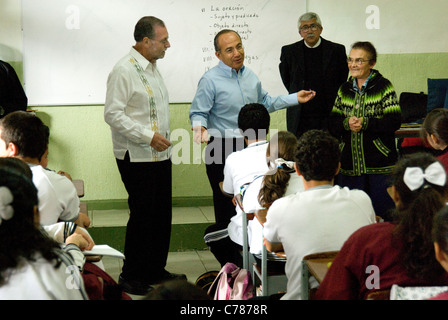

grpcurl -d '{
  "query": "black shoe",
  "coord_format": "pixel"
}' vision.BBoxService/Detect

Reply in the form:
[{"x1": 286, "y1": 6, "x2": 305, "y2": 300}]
[
  {"x1": 149, "y1": 270, "x2": 187, "y2": 285},
  {"x1": 119, "y1": 275, "x2": 154, "y2": 296}
]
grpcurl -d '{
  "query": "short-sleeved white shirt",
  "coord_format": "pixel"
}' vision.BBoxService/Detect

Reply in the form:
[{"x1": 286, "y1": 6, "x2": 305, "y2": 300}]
[
  {"x1": 222, "y1": 140, "x2": 269, "y2": 246},
  {"x1": 242, "y1": 172, "x2": 304, "y2": 256},
  {"x1": 30, "y1": 165, "x2": 80, "y2": 226},
  {"x1": 263, "y1": 185, "x2": 376, "y2": 300}
]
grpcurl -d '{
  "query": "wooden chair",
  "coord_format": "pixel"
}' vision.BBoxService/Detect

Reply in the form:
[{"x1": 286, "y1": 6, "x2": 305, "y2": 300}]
[
  {"x1": 72, "y1": 179, "x2": 103, "y2": 262},
  {"x1": 72, "y1": 179, "x2": 88, "y2": 214},
  {"x1": 366, "y1": 289, "x2": 391, "y2": 300},
  {"x1": 301, "y1": 251, "x2": 339, "y2": 300}
]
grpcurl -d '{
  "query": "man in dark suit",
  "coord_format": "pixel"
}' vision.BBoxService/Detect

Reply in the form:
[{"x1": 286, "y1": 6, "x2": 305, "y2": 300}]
[
  {"x1": 279, "y1": 12, "x2": 348, "y2": 138},
  {"x1": 0, "y1": 61, "x2": 27, "y2": 118}
]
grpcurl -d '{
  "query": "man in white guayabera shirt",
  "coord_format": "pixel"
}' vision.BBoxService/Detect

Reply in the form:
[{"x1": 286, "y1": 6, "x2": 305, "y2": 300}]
[{"x1": 104, "y1": 16, "x2": 185, "y2": 296}]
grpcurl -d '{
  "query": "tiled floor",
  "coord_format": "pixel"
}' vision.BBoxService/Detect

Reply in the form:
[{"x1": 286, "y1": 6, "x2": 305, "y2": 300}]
[
  {"x1": 89, "y1": 206, "x2": 216, "y2": 227},
  {"x1": 88, "y1": 206, "x2": 221, "y2": 300}
]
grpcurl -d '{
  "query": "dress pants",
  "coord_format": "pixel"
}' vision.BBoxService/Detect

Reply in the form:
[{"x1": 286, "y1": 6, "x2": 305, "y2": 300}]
[{"x1": 116, "y1": 152, "x2": 172, "y2": 283}]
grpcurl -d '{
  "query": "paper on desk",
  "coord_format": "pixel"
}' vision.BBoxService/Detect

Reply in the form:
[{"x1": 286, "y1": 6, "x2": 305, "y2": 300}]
[{"x1": 83, "y1": 244, "x2": 125, "y2": 259}]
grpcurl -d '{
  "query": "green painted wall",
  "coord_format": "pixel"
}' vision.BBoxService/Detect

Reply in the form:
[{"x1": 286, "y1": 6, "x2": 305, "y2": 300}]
[
  {"x1": 32, "y1": 103, "x2": 287, "y2": 202},
  {"x1": 1, "y1": 0, "x2": 447, "y2": 204}
]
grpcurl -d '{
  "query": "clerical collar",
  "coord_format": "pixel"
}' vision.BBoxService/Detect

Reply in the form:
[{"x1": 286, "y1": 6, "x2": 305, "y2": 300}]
[{"x1": 304, "y1": 37, "x2": 322, "y2": 49}]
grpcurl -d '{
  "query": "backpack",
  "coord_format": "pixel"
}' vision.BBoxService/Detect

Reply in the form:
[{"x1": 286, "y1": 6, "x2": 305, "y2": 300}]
[
  {"x1": 399, "y1": 91, "x2": 427, "y2": 124},
  {"x1": 82, "y1": 262, "x2": 132, "y2": 300},
  {"x1": 207, "y1": 262, "x2": 254, "y2": 300},
  {"x1": 195, "y1": 270, "x2": 219, "y2": 293}
]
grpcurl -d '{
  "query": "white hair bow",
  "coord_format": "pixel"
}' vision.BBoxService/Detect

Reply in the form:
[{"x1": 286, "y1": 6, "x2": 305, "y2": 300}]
[
  {"x1": 274, "y1": 158, "x2": 295, "y2": 170},
  {"x1": 403, "y1": 161, "x2": 447, "y2": 191},
  {"x1": 0, "y1": 186, "x2": 14, "y2": 226}
]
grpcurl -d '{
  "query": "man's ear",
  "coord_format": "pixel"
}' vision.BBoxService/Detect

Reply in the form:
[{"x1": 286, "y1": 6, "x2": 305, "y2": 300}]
[
  {"x1": 7, "y1": 142, "x2": 19, "y2": 157},
  {"x1": 335, "y1": 162, "x2": 341, "y2": 176},
  {"x1": 294, "y1": 162, "x2": 302, "y2": 176}
]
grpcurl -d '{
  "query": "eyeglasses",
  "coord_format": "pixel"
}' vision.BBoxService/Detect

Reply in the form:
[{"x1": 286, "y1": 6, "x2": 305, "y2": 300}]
[
  {"x1": 300, "y1": 24, "x2": 321, "y2": 32},
  {"x1": 347, "y1": 58, "x2": 372, "y2": 66}
]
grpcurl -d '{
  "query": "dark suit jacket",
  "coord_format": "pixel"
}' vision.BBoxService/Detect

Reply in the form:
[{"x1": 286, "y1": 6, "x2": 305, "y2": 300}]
[
  {"x1": 279, "y1": 38, "x2": 348, "y2": 135},
  {"x1": 0, "y1": 61, "x2": 27, "y2": 118}
]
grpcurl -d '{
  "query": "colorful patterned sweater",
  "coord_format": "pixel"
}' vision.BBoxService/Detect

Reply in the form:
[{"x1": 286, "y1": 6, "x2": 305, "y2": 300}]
[{"x1": 329, "y1": 70, "x2": 401, "y2": 176}]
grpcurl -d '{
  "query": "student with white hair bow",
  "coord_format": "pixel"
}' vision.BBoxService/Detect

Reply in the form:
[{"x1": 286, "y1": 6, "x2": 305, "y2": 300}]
[
  {"x1": 316, "y1": 152, "x2": 448, "y2": 300},
  {"x1": 403, "y1": 161, "x2": 446, "y2": 191}
]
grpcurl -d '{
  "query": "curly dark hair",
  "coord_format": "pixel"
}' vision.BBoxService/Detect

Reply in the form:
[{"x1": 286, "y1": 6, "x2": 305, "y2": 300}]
[
  {"x1": 0, "y1": 168, "x2": 61, "y2": 286},
  {"x1": 391, "y1": 153, "x2": 448, "y2": 281},
  {"x1": 258, "y1": 131, "x2": 298, "y2": 207},
  {"x1": 295, "y1": 129, "x2": 340, "y2": 181}
]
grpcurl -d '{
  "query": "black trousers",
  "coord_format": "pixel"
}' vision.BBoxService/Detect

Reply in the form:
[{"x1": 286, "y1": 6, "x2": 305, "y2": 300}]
[
  {"x1": 205, "y1": 137, "x2": 245, "y2": 226},
  {"x1": 116, "y1": 153, "x2": 172, "y2": 283}
]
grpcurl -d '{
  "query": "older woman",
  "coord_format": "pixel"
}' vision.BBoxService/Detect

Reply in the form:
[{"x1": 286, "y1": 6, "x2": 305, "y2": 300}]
[{"x1": 329, "y1": 41, "x2": 401, "y2": 221}]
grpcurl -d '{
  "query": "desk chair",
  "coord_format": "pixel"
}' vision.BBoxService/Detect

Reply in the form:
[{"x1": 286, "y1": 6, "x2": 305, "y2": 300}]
[
  {"x1": 73, "y1": 179, "x2": 100, "y2": 263},
  {"x1": 234, "y1": 194, "x2": 254, "y2": 272},
  {"x1": 301, "y1": 251, "x2": 339, "y2": 300},
  {"x1": 72, "y1": 179, "x2": 88, "y2": 214},
  {"x1": 251, "y1": 208, "x2": 287, "y2": 296}
]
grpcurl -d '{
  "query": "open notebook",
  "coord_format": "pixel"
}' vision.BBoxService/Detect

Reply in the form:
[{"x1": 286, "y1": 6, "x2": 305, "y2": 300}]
[{"x1": 83, "y1": 245, "x2": 125, "y2": 259}]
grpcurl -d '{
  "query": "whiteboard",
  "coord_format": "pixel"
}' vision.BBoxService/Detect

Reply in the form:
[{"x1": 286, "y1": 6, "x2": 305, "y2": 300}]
[
  {"x1": 22, "y1": 0, "x2": 306, "y2": 106},
  {"x1": 308, "y1": 0, "x2": 448, "y2": 55}
]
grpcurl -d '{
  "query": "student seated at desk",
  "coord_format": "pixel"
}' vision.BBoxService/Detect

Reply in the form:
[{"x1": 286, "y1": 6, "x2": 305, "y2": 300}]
[
  {"x1": 204, "y1": 103, "x2": 271, "y2": 267},
  {"x1": 263, "y1": 130, "x2": 376, "y2": 300},
  {"x1": 0, "y1": 168, "x2": 89, "y2": 300},
  {"x1": 315, "y1": 153, "x2": 448, "y2": 300},
  {"x1": 0, "y1": 156, "x2": 95, "y2": 255},
  {"x1": 422, "y1": 108, "x2": 448, "y2": 173},
  {"x1": 0, "y1": 156, "x2": 131, "y2": 300},
  {"x1": 0, "y1": 111, "x2": 90, "y2": 228},
  {"x1": 242, "y1": 131, "x2": 304, "y2": 271}
]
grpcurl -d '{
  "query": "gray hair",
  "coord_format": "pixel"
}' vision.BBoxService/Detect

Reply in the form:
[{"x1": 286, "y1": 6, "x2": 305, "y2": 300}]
[{"x1": 298, "y1": 12, "x2": 322, "y2": 30}]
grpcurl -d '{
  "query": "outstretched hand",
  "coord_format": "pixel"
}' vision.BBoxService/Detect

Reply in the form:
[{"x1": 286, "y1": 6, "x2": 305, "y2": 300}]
[{"x1": 297, "y1": 90, "x2": 316, "y2": 104}]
